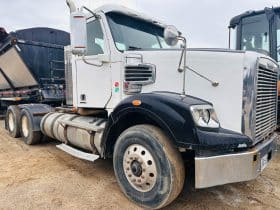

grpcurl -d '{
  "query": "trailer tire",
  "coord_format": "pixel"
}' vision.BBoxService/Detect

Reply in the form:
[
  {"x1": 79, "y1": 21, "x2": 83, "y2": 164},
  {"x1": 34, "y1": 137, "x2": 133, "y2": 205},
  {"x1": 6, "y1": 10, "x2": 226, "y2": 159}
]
[
  {"x1": 19, "y1": 109, "x2": 42, "y2": 145},
  {"x1": 113, "y1": 124, "x2": 185, "y2": 209},
  {"x1": 5, "y1": 105, "x2": 21, "y2": 138}
]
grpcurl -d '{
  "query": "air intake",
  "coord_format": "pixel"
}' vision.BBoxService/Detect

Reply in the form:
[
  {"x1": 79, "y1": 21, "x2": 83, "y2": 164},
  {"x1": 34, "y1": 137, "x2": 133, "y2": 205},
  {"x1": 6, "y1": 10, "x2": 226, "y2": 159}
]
[{"x1": 125, "y1": 64, "x2": 156, "y2": 85}]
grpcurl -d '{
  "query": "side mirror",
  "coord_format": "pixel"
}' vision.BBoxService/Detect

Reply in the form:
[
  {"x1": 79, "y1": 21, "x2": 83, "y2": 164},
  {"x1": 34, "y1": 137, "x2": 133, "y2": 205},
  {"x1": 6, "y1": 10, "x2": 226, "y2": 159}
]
[
  {"x1": 70, "y1": 11, "x2": 87, "y2": 55},
  {"x1": 164, "y1": 25, "x2": 179, "y2": 46}
]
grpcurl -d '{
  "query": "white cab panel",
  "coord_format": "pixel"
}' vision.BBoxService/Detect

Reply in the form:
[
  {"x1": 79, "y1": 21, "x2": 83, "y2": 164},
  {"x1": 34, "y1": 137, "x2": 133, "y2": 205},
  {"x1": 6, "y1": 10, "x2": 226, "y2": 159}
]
[
  {"x1": 186, "y1": 50, "x2": 245, "y2": 133},
  {"x1": 137, "y1": 50, "x2": 246, "y2": 134},
  {"x1": 75, "y1": 58, "x2": 111, "y2": 108},
  {"x1": 139, "y1": 51, "x2": 183, "y2": 94}
]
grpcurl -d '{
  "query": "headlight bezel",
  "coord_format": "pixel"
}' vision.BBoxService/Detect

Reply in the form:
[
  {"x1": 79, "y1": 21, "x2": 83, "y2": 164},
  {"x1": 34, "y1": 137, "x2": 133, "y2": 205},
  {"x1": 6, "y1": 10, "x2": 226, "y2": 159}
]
[{"x1": 190, "y1": 104, "x2": 220, "y2": 129}]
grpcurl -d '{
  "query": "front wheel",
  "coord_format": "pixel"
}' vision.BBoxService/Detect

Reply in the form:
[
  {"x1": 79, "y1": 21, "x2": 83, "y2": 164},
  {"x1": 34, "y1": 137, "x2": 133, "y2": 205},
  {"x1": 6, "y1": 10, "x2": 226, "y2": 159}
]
[{"x1": 113, "y1": 125, "x2": 185, "y2": 209}]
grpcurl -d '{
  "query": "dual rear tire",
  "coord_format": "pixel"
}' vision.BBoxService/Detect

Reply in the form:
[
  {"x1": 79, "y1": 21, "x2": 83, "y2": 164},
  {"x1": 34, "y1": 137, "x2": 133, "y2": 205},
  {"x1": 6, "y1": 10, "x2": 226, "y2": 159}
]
[
  {"x1": 5, "y1": 105, "x2": 21, "y2": 138},
  {"x1": 19, "y1": 109, "x2": 42, "y2": 145},
  {"x1": 6, "y1": 106, "x2": 42, "y2": 145}
]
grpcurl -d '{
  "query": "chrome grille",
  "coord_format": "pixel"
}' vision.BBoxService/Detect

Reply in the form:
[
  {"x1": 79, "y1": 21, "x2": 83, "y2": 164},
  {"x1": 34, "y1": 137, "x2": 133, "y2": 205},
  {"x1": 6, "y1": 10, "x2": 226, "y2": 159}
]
[
  {"x1": 125, "y1": 64, "x2": 156, "y2": 85},
  {"x1": 278, "y1": 96, "x2": 280, "y2": 126},
  {"x1": 255, "y1": 62, "x2": 278, "y2": 142}
]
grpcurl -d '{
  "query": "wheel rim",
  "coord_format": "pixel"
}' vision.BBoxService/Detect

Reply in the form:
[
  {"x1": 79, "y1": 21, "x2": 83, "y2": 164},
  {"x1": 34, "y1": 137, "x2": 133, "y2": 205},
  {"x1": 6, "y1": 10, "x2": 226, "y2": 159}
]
[
  {"x1": 123, "y1": 144, "x2": 157, "y2": 192},
  {"x1": 8, "y1": 112, "x2": 15, "y2": 132},
  {"x1": 21, "y1": 115, "x2": 29, "y2": 138}
]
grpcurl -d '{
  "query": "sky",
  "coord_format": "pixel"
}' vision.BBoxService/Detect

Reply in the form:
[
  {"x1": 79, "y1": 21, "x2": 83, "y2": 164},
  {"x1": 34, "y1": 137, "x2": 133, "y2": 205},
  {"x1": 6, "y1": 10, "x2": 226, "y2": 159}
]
[{"x1": 0, "y1": 0, "x2": 280, "y2": 48}]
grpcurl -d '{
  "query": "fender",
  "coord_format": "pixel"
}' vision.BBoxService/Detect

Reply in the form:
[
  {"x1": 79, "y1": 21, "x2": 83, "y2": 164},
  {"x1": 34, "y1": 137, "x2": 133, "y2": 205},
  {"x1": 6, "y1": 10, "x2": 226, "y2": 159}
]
[{"x1": 101, "y1": 92, "x2": 210, "y2": 157}]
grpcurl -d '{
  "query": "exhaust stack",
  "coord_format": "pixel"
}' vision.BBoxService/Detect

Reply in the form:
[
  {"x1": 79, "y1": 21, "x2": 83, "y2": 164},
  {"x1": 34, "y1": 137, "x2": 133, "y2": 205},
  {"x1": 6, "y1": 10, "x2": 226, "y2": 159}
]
[{"x1": 66, "y1": 0, "x2": 77, "y2": 13}]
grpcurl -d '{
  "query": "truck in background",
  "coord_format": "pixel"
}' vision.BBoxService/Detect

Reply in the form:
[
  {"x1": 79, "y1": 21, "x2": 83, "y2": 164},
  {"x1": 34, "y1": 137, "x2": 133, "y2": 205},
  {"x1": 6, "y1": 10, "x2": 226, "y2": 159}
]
[
  {"x1": 0, "y1": 27, "x2": 69, "y2": 110},
  {"x1": 228, "y1": 7, "x2": 280, "y2": 125},
  {"x1": 5, "y1": 1, "x2": 278, "y2": 209}
]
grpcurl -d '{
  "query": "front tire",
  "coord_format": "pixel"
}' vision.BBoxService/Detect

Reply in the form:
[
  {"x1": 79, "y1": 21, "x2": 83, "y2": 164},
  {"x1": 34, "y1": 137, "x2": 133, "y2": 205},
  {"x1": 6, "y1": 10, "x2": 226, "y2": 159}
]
[{"x1": 113, "y1": 125, "x2": 185, "y2": 209}]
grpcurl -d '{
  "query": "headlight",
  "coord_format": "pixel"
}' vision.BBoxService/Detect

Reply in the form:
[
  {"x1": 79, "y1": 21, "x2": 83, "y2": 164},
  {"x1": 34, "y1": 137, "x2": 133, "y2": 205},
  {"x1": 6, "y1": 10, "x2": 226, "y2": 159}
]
[{"x1": 190, "y1": 105, "x2": 220, "y2": 128}]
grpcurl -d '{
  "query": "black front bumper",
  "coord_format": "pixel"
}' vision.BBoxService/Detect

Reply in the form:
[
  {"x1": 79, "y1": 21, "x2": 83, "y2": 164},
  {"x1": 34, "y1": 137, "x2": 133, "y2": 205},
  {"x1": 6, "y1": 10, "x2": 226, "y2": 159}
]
[{"x1": 195, "y1": 127, "x2": 254, "y2": 152}]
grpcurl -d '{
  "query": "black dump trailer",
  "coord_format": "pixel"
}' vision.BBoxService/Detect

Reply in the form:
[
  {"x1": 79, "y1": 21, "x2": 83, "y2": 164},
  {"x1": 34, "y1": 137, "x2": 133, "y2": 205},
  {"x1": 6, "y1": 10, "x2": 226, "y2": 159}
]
[{"x1": 0, "y1": 27, "x2": 70, "y2": 111}]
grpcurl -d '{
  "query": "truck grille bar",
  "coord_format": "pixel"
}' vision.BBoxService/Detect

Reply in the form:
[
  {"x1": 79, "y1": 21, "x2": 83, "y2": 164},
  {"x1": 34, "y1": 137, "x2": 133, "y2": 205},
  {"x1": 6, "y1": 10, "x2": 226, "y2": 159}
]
[{"x1": 255, "y1": 63, "x2": 278, "y2": 142}]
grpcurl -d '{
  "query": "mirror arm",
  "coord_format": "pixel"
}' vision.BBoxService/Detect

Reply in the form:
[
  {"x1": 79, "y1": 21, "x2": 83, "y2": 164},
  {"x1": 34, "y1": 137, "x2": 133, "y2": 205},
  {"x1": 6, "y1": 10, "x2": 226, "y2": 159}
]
[
  {"x1": 185, "y1": 66, "x2": 219, "y2": 87},
  {"x1": 177, "y1": 36, "x2": 187, "y2": 73},
  {"x1": 177, "y1": 36, "x2": 187, "y2": 95},
  {"x1": 176, "y1": 36, "x2": 219, "y2": 88},
  {"x1": 178, "y1": 36, "x2": 187, "y2": 72},
  {"x1": 81, "y1": 6, "x2": 100, "y2": 19}
]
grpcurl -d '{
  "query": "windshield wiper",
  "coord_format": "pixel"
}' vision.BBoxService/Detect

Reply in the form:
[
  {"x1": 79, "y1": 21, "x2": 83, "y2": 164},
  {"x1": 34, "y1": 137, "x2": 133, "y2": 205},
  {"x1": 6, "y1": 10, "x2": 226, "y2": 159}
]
[{"x1": 128, "y1": 46, "x2": 142, "y2": 51}]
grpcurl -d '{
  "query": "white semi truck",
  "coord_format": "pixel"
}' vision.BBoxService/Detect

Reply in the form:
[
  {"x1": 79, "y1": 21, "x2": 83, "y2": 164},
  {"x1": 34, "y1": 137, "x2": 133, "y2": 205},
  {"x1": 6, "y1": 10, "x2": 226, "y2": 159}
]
[{"x1": 5, "y1": 1, "x2": 278, "y2": 209}]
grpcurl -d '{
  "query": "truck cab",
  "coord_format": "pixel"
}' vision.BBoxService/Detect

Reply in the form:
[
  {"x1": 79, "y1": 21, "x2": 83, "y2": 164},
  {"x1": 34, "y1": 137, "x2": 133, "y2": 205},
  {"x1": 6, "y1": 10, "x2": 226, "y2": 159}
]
[
  {"x1": 229, "y1": 7, "x2": 280, "y2": 126},
  {"x1": 5, "y1": 2, "x2": 278, "y2": 209},
  {"x1": 229, "y1": 7, "x2": 280, "y2": 64}
]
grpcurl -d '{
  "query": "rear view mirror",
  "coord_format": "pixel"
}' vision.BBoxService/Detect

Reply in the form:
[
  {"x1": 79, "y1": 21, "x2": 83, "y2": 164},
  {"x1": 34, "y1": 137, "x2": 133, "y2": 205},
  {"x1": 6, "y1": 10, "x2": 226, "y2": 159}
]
[
  {"x1": 70, "y1": 11, "x2": 87, "y2": 55},
  {"x1": 164, "y1": 25, "x2": 179, "y2": 46}
]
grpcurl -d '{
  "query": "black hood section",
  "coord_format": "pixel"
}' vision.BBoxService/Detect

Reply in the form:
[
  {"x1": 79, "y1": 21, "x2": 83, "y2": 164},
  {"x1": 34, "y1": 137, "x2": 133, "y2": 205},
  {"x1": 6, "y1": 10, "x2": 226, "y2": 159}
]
[
  {"x1": 103, "y1": 92, "x2": 254, "y2": 157},
  {"x1": 107, "y1": 92, "x2": 211, "y2": 148},
  {"x1": 149, "y1": 91, "x2": 211, "y2": 106}
]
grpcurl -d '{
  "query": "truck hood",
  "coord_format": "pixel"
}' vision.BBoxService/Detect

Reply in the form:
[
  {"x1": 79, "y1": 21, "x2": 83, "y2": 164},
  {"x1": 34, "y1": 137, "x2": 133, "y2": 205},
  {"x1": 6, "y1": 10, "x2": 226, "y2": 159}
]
[{"x1": 124, "y1": 49, "x2": 266, "y2": 135}]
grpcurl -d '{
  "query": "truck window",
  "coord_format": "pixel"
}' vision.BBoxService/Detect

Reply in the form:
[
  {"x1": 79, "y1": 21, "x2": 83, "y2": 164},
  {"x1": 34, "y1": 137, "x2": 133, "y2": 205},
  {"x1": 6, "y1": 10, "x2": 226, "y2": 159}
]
[
  {"x1": 106, "y1": 12, "x2": 180, "y2": 51},
  {"x1": 240, "y1": 14, "x2": 270, "y2": 54},
  {"x1": 86, "y1": 20, "x2": 104, "y2": 55}
]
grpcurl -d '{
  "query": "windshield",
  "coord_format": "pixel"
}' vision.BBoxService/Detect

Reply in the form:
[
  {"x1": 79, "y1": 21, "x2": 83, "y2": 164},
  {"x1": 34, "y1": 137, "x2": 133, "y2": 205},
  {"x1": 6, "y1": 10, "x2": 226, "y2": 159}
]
[
  {"x1": 106, "y1": 12, "x2": 179, "y2": 51},
  {"x1": 240, "y1": 14, "x2": 270, "y2": 55}
]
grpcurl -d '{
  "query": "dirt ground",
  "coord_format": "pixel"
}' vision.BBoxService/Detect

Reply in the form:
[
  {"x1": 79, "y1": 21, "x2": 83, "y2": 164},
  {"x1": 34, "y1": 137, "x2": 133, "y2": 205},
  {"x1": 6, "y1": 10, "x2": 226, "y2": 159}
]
[{"x1": 0, "y1": 121, "x2": 279, "y2": 210}]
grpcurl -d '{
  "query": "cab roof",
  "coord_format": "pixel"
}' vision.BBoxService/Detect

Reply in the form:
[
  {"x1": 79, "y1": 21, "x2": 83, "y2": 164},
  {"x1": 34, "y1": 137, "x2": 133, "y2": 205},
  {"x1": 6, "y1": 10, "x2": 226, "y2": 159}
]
[
  {"x1": 94, "y1": 4, "x2": 167, "y2": 28},
  {"x1": 229, "y1": 6, "x2": 280, "y2": 29}
]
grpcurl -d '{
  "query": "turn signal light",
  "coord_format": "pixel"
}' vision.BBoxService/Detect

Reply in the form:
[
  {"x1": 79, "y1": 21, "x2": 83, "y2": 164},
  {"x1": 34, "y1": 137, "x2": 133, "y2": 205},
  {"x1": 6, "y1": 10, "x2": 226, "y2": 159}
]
[{"x1": 132, "y1": 100, "x2": 141, "y2": 106}]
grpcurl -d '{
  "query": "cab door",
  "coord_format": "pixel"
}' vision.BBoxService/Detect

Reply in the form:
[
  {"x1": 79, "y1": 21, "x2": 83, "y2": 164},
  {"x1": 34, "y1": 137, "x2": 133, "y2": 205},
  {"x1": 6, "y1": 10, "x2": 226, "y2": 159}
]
[{"x1": 75, "y1": 17, "x2": 111, "y2": 108}]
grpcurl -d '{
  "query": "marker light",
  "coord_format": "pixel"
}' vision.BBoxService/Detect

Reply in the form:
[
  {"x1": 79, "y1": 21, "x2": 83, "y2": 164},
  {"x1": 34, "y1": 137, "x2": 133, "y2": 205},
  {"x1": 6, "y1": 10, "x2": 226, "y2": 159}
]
[{"x1": 132, "y1": 100, "x2": 142, "y2": 106}]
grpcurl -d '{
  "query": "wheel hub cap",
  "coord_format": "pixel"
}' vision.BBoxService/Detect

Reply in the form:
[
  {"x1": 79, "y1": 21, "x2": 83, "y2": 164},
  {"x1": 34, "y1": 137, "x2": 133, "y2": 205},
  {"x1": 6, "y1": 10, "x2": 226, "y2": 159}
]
[
  {"x1": 123, "y1": 144, "x2": 157, "y2": 192},
  {"x1": 131, "y1": 160, "x2": 142, "y2": 177}
]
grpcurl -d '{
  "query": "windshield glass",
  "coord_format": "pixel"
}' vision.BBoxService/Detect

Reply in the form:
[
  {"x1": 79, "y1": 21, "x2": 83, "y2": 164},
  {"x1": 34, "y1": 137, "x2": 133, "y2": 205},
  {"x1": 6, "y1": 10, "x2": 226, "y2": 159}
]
[
  {"x1": 106, "y1": 12, "x2": 179, "y2": 51},
  {"x1": 240, "y1": 14, "x2": 270, "y2": 55}
]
